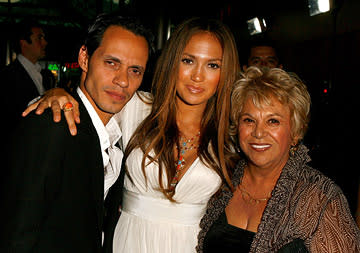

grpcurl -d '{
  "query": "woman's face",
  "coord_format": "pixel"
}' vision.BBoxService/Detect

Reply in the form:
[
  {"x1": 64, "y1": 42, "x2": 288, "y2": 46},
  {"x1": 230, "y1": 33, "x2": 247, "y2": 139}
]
[
  {"x1": 238, "y1": 97, "x2": 295, "y2": 172},
  {"x1": 176, "y1": 32, "x2": 223, "y2": 107}
]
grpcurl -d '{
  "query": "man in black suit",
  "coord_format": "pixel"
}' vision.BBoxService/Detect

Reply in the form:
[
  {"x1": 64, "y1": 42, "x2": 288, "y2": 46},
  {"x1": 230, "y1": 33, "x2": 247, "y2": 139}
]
[
  {"x1": 1, "y1": 13, "x2": 153, "y2": 252},
  {"x1": 0, "y1": 19, "x2": 55, "y2": 127}
]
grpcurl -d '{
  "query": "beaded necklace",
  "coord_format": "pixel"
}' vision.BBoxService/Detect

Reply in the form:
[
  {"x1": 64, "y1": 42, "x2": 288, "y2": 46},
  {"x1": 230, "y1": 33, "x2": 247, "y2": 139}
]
[{"x1": 170, "y1": 132, "x2": 200, "y2": 189}]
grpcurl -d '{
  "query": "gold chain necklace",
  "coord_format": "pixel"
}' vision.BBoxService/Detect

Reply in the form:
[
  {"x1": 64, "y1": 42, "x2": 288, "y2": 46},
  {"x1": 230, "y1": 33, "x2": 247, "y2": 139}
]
[{"x1": 238, "y1": 184, "x2": 271, "y2": 205}]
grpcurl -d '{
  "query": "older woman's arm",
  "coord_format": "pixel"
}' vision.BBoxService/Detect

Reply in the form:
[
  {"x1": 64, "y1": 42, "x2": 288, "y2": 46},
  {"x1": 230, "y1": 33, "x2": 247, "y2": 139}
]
[
  {"x1": 309, "y1": 193, "x2": 360, "y2": 252},
  {"x1": 356, "y1": 180, "x2": 360, "y2": 228}
]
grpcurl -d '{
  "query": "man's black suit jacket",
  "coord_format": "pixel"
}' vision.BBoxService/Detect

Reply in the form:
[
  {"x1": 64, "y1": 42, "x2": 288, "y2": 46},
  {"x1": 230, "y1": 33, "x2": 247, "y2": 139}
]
[{"x1": 1, "y1": 91, "x2": 105, "y2": 252}]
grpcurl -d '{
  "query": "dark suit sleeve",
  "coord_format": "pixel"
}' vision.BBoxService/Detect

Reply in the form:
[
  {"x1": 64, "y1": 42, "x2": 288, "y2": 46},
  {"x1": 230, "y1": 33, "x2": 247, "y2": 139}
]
[{"x1": 1, "y1": 112, "x2": 67, "y2": 251}]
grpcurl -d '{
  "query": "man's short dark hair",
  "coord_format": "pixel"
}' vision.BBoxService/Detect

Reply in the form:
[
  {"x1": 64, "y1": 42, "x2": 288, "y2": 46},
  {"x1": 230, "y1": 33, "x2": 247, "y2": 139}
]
[
  {"x1": 13, "y1": 19, "x2": 44, "y2": 53},
  {"x1": 245, "y1": 36, "x2": 281, "y2": 63},
  {"x1": 84, "y1": 13, "x2": 155, "y2": 58}
]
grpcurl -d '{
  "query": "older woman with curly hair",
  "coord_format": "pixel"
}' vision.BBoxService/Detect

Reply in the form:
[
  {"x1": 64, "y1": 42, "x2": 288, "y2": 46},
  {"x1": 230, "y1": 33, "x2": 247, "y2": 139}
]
[{"x1": 197, "y1": 66, "x2": 360, "y2": 252}]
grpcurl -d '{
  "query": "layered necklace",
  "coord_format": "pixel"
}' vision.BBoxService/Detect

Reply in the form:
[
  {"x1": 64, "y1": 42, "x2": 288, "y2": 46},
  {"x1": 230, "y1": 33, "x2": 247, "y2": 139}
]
[{"x1": 170, "y1": 131, "x2": 200, "y2": 189}]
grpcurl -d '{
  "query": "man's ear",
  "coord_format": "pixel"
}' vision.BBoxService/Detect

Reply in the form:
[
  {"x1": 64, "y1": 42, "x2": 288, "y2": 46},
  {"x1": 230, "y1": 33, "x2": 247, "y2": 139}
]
[
  {"x1": 78, "y1": 45, "x2": 89, "y2": 72},
  {"x1": 19, "y1": 39, "x2": 28, "y2": 50},
  {"x1": 278, "y1": 64, "x2": 283, "y2": 69}
]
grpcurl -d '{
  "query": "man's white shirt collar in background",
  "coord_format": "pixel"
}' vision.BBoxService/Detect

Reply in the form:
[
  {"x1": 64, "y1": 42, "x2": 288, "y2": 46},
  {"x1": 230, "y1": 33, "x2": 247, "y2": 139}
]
[{"x1": 17, "y1": 54, "x2": 45, "y2": 95}]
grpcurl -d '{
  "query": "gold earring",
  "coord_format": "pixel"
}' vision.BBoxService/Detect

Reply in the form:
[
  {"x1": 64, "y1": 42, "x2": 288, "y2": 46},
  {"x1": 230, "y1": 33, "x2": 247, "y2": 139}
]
[{"x1": 289, "y1": 144, "x2": 298, "y2": 157}]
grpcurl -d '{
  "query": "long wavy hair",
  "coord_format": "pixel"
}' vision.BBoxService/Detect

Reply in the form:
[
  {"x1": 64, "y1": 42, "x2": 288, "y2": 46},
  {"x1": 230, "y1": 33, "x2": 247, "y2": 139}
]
[{"x1": 125, "y1": 17, "x2": 240, "y2": 200}]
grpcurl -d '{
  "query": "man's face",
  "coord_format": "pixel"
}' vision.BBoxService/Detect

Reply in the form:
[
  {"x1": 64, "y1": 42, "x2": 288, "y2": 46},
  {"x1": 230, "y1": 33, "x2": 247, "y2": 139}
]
[
  {"x1": 79, "y1": 25, "x2": 149, "y2": 123},
  {"x1": 247, "y1": 46, "x2": 282, "y2": 69},
  {"x1": 22, "y1": 27, "x2": 47, "y2": 63}
]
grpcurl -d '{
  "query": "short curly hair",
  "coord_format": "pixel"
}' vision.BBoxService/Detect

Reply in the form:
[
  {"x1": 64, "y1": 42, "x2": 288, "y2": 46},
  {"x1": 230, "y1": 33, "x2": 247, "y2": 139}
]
[{"x1": 230, "y1": 66, "x2": 311, "y2": 143}]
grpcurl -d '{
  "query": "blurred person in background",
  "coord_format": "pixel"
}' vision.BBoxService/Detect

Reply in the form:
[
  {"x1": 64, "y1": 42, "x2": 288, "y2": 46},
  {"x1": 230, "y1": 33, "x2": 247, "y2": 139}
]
[
  {"x1": 0, "y1": 18, "x2": 55, "y2": 128},
  {"x1": 242, "y1": 38, "x2": 283, "y2": 71}
]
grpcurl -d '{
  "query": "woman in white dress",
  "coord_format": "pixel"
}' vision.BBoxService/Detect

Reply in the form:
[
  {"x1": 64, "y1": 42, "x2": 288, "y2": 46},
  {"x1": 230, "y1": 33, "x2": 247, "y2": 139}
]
[
  {"x1": 24, "y1": 17, "x2": 241, "y2": 252},
  {"x1": 111, "y1": 17, "x2": 240, "y2": 252}
]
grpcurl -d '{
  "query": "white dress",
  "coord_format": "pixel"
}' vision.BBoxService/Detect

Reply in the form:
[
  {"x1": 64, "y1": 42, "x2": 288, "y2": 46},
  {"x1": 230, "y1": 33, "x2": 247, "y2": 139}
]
[{"x1": 112, "y1": 92, "x2": 222, "y2": 253}]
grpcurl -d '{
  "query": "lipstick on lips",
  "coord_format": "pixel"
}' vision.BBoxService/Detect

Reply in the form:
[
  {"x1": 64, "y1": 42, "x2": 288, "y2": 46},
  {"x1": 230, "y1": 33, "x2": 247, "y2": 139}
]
[{"x1": 187, "y1": 85, "x2": 203, "y2": 94}]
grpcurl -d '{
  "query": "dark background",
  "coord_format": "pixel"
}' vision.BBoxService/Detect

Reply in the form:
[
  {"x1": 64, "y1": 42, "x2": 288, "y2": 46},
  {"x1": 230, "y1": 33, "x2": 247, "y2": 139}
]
[{"x1": 1, "y1": 0, "x2": 359, "y2": 215}]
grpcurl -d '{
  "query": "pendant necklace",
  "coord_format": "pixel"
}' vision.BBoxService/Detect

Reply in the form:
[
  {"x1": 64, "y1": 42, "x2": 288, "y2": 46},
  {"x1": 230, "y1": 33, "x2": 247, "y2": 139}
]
[{"x1": 170, "y1": 132, "x2": 200, "y2": 189}]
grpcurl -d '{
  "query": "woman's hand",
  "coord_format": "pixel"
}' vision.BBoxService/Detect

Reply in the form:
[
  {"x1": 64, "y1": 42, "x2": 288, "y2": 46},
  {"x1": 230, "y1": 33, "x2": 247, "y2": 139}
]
[{"x1": 22, "y1": 88, "x2": 80, "y2": 136}]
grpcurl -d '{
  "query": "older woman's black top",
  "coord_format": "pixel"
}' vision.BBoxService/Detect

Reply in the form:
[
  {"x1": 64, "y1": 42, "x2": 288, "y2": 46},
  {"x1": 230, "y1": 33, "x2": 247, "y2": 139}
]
[{"x1": 203, "y1": 211, "x2": 255, "y2": 252}]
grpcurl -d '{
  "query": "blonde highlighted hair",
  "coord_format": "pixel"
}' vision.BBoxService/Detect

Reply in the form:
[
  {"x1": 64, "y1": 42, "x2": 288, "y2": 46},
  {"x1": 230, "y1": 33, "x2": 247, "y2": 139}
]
[{"x1": 231, "y1": 66, "x2": 311, "y2": 142}]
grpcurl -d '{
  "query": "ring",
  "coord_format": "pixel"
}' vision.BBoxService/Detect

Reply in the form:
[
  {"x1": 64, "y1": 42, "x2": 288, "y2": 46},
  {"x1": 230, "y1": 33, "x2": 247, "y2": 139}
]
[{"x1": 62, "y1": 102, "x2": 73, "y2": 112}]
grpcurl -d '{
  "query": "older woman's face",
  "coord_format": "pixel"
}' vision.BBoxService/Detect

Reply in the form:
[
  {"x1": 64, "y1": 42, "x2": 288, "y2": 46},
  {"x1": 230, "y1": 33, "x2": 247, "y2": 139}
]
[{"x1": 238, "y1": 97, "x2": 294, "y2": 172}]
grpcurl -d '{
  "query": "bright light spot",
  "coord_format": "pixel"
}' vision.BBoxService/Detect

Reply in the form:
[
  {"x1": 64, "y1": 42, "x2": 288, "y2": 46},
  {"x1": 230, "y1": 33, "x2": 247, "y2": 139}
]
[
  {"x1": 262, "y1": 19, "x2": 267, "y2": 28},
  {"x1": 318, "y1": 0, "x2": 330, "y2": 12},
  {"x1": 254, "y1": 18, "x2": 261, "y2": 32},
  {"x1": 308, "y1": 0, "x2": 330, "y2": 16},
  {"x1": 247, "y1": 17, "x2": 263, "y2": 36}
]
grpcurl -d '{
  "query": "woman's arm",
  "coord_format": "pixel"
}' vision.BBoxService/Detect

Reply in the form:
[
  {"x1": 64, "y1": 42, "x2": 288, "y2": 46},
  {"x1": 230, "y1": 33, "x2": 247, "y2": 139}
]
[
  {"x1": 356, "y1": 180, "x2": 360, "y2": 228},
  {"x1": 309, "y1": 193, "x2": 360, "y2": 252},
  {"x1": 22, "y1": 88, "x2": 80, "y2": 135}
]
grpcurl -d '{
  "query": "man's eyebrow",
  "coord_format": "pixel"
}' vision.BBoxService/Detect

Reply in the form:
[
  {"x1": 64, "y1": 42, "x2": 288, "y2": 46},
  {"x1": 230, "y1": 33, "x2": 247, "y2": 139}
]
[
  {"x1": 249, "y1": 56, "x2": 261, "y2": 60},
  {"x1": 104, "y1": 55, "x2": 121, "y2": 63},
  {"x1": 131, "y1": 65, "x2": 145, "y2": 72},
  {"x1": 104, "y1": 55, "x2": 145, "y2": 71}
]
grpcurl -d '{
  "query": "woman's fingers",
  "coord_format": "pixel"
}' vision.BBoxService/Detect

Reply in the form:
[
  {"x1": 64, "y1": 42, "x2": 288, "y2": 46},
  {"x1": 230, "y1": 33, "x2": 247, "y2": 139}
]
[
  {"x1": 64, "y1": 109, "x2": 78, "y2": 136},
  {"x1": 22, "y1": 99, "x2": 42, "y2": 117},
  {"x1": 21, "y1": 88, "x2": 81, "y2": 136},
  {"x1": 50, "y1": 100, "x2": 62, "y2": 122},
  {"x1": 68, "y1": 96, "x2": 80, "y2": 124},
  {"x1": 62, "y1": 100, "x2": 80, "y2": 136}
]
